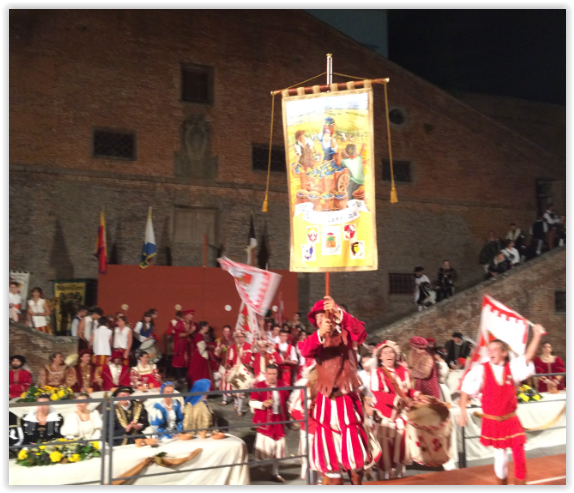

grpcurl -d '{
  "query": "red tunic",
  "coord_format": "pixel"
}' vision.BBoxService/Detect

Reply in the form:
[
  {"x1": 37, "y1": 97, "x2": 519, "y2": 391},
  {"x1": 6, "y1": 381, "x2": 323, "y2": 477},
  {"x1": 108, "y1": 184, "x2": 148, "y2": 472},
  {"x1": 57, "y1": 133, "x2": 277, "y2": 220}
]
[
  {"x1": 251, "y1": 380, "x2": 289, "y2": 440},
  {"x1": 187, "y1": 333, "x2": 213, "y2": 388},
  {"x1": 98, "y1": 363, "x2": 131, "y2": 391},
  {"x1": 226, "y1": 343, "x2": 252, "y2": 368},
  {"x1": 242, "y1": 350, "x2": 283, "y2": 381},
  {"x1": 275, "y1": 343, "x2": 296, "y2": 387},
  {"x1": 533, "y1": 356, "x2": 566, "y2": 392},
  {"x1": 296, "y1": 341, "x2": 315, "y2": 379},
  {"x1": 172, "y1": 320, "x2": 190, "y2": 368},
  {"x1": 9, "y1": 369, "x2": 32, "y2": 398},
  {"x1": 72, "y1": 365, "x2": 101, "y2": 393},
  {"x1": 480, "y1": 362, "x2": 526, "y2": 448},
  {"x1": 371, "y1": 365, "x2": 418, "y2": 420}
]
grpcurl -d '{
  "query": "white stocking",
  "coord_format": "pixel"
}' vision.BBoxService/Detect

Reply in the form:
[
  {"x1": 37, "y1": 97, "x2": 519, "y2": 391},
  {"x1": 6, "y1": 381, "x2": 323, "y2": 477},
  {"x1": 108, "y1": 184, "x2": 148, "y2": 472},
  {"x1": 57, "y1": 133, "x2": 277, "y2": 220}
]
[
  {"x1": 236, "y1": 397, "x2": 243, "y2": 412},
  {"x1": 493, "y1": 448, "x2": 509, "y2": 480}
]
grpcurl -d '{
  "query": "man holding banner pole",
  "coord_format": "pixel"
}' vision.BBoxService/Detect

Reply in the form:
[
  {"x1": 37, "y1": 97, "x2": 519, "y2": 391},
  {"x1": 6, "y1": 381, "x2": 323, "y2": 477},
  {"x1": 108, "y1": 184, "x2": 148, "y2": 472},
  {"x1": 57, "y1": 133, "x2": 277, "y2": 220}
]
[{"x1": 458, "y1": 322, "x2": 545, "y2": 485}]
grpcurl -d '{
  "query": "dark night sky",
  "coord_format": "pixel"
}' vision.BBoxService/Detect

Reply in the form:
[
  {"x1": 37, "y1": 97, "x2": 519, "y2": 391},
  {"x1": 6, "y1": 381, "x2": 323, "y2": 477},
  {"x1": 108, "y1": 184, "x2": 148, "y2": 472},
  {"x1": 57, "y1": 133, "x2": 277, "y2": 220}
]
[{"x1": 389, "y1": 9, "x2": 566, "y2": 105}]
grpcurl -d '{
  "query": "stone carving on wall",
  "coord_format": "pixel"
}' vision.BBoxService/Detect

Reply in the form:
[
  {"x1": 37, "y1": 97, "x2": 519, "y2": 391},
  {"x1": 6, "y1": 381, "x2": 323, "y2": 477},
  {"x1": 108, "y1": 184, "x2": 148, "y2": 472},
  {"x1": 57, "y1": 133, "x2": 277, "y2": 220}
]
[{"x1": 174, "y1": 114, "x2": 218, "y2": 180}]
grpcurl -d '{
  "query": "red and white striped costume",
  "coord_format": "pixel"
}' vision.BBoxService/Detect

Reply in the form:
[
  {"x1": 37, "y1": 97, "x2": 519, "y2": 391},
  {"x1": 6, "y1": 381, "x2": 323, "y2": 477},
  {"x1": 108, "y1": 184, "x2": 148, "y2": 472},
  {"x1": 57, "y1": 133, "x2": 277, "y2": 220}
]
[
  {"x1": 296, "y1": 341, "x2": 315, "y2": 380},
  {"x1": 242, "y1": 349, "x2": 283, "y2": 382},
  {"x1": 275, "y1": 342, "x2": 297, "y2": 387},
  {"x1": 300, "y1": 309, "x2": 381, "y2": 475},
  {"x1": 215, "y1": 336, "x2": 235, "y2": 394},
  {"x1": 249, "y1": 379, "x2": 289, "y2": 462},
  {"x1": 370, "y1": 365, "x2": 419, "y2": 474}
]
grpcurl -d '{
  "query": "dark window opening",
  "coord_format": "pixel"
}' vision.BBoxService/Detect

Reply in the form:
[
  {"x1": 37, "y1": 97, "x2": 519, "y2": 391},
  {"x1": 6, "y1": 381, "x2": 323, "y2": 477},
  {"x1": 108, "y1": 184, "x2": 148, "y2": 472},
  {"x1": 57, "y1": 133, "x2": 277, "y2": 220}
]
[
  {"x1": 555, "y1": 290, "x2": 566, "y2": 313},
  {"x1": 252, "y1": 145, "x2": 286, "y2": 172},
  {"x1": 382, "y1": 160, "x2": 412, "y2": 183},
  {"x1": 93, "y1": 130, "x2": 136, "y2": 160},
  {"x1": 389, "y1": 108, "x2": 407, "y2": 126},
  {"x1": 389, "y1": 273, "x2": 414, "y2": 295},
  {"x1": 181, "y1": 64, "x2": 213, "y2": 104}
]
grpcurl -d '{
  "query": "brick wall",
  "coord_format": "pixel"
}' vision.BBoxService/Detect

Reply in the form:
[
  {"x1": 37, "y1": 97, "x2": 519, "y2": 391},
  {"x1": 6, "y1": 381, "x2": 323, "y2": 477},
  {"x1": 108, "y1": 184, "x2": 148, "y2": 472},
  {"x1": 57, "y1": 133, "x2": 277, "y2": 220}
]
[
  {"x1": 9, "y1": 322, "x2": 78, "y2": 380},
  {"x1": 369, "y1": 248, "x2": 567, "y2": 363},
  {"x1": 9, "y1": 10, "x2": 566, "y2": 329}
]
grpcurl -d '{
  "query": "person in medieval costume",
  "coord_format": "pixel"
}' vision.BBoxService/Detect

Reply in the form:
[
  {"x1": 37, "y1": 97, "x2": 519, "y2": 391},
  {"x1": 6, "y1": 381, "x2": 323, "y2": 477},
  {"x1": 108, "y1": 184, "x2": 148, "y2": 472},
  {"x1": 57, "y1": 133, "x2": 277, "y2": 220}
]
[
  {"x1": 299, "y1": 296, "x2": 381, "y2": 485},
  {"x1": 183, "y1": 379, "x2": 215, "y2": 437},
  {"x1": 97, "y1": 350, "x2": 131, "y2": 391},
  {"x1": 275, "y1": 329, "x2": 298, "y2": 387},
  {"x1": 243, "y1": 339, "x2": 283, "y2": 382},
  {"x1": 150, "y1": 381, "x2": 184, "y2": 439},
  {"x1": 38, "y1": 352, "x2": 77, "y2": 389},
  {"x1": 214, "y1": 325, "x2": 235, "y2": 406},
  {"x1": 22, "y1": 394, "x2": 64, "y2": 445},
  {"x1": 111, "y1": 386, "x2": 150, "y2": 446},
  {"x1": 250, "y1": 364, "x2": 290, "y2": 483},
  {"x1": 371, "y1": 341, "x2": 424, "y2": 480},
  {"x1": 172, "y1": 309, "x2": 195, "y2": 384},
  {"x1": 130, "y1": 350, "x2": 162, "y2": 390},
  {"x1": 187, "y1": 321, "x2": 213, "y2": 389},
  {"x1": 9, "y1": 355, "x2": 33, "y2": 398},
  {"x1": 72, "y1": 349, "x2": 102, "y2": 393},
  {"x1": 407, "y1": 336, "x2": 441, "y2": 399},
  {"x1": 9, "y1": 412, "x2": 24, "y2": 457},
  {"x1": 458, "y1": 324, "x2": 545, "y2": 485},
  {"x1": 226, "y1": 330, "x2": 252, "y2": 417}
]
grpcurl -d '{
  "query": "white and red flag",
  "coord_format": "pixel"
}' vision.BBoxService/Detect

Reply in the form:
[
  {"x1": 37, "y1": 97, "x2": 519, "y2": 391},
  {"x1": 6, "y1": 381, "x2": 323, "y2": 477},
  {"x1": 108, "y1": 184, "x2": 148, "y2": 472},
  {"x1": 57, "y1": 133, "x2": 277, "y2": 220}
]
[
  {"x1": 235, "y1": 301, "x2": 260, "y2": 344},
  {"x1": 459, "y1": 295, "x2": 530, "y2": 390},
  {"x1": 218, "y1": 256, "x2": 281, "y2": 316}
]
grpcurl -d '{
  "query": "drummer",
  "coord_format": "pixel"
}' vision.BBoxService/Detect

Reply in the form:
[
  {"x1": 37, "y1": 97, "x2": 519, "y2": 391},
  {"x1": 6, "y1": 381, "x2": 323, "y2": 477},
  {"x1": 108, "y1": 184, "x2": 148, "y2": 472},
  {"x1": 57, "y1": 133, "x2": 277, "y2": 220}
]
[{"x1": 370, "y1": 340, "x2": 425, "y2": 480}]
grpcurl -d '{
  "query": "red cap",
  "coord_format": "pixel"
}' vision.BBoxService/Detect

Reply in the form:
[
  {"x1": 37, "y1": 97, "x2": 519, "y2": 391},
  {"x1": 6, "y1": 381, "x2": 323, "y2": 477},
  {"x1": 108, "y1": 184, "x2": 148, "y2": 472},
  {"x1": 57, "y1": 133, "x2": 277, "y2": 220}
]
[
  {"x1": 426, "y1": 338, "x2": 436, "y2": 345},
  {"x1": 111, "y1": 350, "x2": 124, "y2": 361},
  {"x1": 182, "y1": 309, "x2": 195, "y2": 316},
  {"x1": 409, "y1": 336, "x2": 428, "y2": 350},
  {"x1": 79, "y1": 349, "x2": 93, "y2": 358},
  {"x1": 307, "y1": 300, "x2": 326, "y2": 328}
]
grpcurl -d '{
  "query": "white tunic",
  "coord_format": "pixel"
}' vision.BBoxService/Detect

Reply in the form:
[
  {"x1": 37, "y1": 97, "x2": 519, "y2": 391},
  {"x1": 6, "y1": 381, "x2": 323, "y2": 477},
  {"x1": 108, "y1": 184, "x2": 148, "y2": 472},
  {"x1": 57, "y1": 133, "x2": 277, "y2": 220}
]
[
  {"x1": 277, "y1": 342, "x2": 297, "y2": 360},
  {"x1": 28, "y1": 298, "x2": 47, "y2": 328},
  {"x1": 84, "y1": 315, "x2": 97, "y2": 341},
  {"x1": 134, "y1": 321, "x2": 153, "y2": 342},
  {"x1": 61, "y1": 410, "x2": 103, "y2": 440},
  {"x1": 461, "y1": 356, "x2": 535, "y2": 398},
  {"x1": 114, "y1": 326, "x2": 131, "y2": 349},
  {"x1": 92, "y1": 326, "x2": 112, "y2": 356}
]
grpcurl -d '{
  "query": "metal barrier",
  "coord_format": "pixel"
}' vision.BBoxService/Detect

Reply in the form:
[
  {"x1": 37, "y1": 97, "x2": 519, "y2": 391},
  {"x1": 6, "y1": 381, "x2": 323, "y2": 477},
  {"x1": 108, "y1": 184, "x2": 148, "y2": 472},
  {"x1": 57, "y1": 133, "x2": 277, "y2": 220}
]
[
  {"x1": 458, "y1": 372, "x2": 566, "y2": 469},
  {"x1": 9, "y1": 385, "x2": 311, "y2": 485}
]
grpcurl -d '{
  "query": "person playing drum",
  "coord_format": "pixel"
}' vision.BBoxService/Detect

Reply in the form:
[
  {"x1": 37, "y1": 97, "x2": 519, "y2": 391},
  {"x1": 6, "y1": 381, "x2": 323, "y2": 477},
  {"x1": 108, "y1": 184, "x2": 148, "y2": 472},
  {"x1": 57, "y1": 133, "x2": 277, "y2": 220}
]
[
  {"x1": 370, "y1": 340, "x2": 425, "y2": 479},
  {"x1": 226, "y1": 330, "x2": 251, "y2": 417},
  {"x1": 130, "y1": 350, "x2": 162, "y2": 390},
  {"x1": 458, "y1": 324, "x2": 545, "y2": 485}
]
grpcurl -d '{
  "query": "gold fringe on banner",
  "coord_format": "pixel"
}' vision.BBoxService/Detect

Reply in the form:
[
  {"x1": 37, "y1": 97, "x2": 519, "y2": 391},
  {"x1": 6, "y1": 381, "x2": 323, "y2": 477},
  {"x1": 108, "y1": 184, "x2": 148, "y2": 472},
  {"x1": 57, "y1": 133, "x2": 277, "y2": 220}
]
[{"x1": 473, "y1": 404, "x2": 566, "y2": 432}]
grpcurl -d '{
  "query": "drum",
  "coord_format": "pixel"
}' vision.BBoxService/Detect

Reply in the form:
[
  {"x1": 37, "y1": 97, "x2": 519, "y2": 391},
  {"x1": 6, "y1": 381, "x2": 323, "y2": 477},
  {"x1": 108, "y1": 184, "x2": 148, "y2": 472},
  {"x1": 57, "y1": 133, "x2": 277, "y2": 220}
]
[
  {"x1": 406, "y1": 398, "x2": 452, "y2": 467},
  {"x1": 140, "y1": 338, "x2": 162, "y2": 363},
  {"x1": 226, "y1": 364, "x2": 255, "y2": 391}
]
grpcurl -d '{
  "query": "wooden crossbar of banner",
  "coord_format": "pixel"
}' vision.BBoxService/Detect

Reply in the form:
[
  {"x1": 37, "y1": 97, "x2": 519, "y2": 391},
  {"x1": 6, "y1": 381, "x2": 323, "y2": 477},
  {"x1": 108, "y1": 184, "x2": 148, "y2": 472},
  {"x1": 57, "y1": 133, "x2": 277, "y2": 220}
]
[{"x1": 271, "y1": 78, "x2": 389, "y2": 96}]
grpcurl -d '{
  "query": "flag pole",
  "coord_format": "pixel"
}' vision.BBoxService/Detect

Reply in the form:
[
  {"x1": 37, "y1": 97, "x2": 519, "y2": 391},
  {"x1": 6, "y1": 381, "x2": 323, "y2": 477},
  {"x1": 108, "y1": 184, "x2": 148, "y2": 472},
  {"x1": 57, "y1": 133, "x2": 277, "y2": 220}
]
[{"x1": 325, "y1": 53, "x2": 333, "y2": 298}]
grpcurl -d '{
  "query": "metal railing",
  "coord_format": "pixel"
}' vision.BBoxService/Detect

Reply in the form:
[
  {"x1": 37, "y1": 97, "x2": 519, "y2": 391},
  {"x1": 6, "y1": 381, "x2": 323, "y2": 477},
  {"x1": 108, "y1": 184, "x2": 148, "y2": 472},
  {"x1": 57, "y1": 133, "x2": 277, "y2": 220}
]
[
  {"x1": 9, "y1": 385, "x2": 311, "y2": 485},
  {"x1": 458, "y1": 372, "x2": 566, "y2": 468}
]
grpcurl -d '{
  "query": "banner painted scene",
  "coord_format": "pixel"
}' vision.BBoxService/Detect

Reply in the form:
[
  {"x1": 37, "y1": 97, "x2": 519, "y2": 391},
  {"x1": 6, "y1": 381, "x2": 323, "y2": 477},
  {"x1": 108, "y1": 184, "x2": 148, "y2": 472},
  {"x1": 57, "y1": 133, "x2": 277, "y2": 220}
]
[{"x1": 282, "y1": 87, "x2": 377, "y2": 272}]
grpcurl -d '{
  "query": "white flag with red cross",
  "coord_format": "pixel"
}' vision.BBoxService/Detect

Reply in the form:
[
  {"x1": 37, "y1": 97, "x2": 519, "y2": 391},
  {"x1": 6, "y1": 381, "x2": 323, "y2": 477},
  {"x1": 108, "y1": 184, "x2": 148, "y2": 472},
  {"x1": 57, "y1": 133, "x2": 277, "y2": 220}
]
[{"x1": 458, "y1": 295, "x2": 530, "y2": 390}]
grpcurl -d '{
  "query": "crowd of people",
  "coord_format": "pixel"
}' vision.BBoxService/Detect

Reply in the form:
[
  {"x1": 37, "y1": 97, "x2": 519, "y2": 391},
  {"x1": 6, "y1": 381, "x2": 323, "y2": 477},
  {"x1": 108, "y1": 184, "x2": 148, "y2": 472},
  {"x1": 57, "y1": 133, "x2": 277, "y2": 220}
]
[{"x1": 9, "y1": 295, "x2": 564, "y2": 484}]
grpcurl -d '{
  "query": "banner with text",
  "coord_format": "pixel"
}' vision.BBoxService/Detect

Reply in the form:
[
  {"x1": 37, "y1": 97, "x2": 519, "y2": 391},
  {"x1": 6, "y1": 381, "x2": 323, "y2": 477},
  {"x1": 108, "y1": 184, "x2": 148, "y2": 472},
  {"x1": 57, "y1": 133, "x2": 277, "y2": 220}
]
[{"x1": 281, "y1": 87, "x2": 378, "y2": 271}]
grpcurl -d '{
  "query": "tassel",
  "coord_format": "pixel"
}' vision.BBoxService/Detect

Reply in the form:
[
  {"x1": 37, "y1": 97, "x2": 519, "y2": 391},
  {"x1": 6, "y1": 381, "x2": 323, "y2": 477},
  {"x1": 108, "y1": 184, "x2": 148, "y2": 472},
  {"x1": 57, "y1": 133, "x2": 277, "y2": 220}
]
[
  {"x1": 390, "y1": 184, "x2": 398, "y2": 203},
  {"x1": 262, "y1": 194, "x2": 269, "y2": 212}
]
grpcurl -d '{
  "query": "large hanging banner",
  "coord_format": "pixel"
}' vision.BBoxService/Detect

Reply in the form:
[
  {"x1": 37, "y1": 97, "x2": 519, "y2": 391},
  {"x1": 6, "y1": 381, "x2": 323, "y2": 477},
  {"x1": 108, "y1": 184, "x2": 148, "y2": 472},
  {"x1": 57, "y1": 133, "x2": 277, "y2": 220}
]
[{"x1": 281, "y1": 86, "x2": 378, "y2": 272}]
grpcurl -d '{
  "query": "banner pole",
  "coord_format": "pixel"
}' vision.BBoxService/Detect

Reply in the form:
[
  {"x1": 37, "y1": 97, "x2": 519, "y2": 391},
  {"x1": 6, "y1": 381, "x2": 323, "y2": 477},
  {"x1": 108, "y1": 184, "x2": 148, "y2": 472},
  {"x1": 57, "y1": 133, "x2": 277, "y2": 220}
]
[{"x1": 325, "y1": 54, "x2": 332, "y2": 298}]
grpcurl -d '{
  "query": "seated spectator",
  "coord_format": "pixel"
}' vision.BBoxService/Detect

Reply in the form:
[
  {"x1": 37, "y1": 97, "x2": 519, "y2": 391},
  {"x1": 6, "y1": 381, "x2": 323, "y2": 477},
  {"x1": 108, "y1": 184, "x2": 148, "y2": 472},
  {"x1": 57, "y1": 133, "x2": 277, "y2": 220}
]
[
  {"x1": 22, "y1": 394, "x2": 64, "y2": 445},
  {"x1": 436, "y1": 260, "x2": 458, "y2": 301},
  {"x1": 9, "y1": 412, "x2": 23, "y2": 457},
  {"x1": 183, "y1": 379, "x2": 214, "y2": 437},
  {"x1": 479, "y1": 231, "x2": 501, "y2": 271},
  {"x1": 487, "y1": 251, "x2": 510, "y2": 278},
  {"x1": 97, "y1": 351, "x2": 131, "y2": 391},
  {"x1": 534, "y1": 342, "x2": 566, "y2": 393},
  {"x1": 130, "y1": 350, "x2": 162, "y2": 390},
  {"x1": 112, "y1": 386, "x2": 149, "y2": 446},
  {"x1": 61, "y1": 392, "x2": 102, "y2": 440},
  {"x1": 444, "y1": 332, "x2": 472, "y2": 369},
  {"x1": 502, "y1": 239, "x2": 521, "y2": 267},
  {"x1": 38, "y1": 352, "x2": 77, "y2": 388},
  {"x1": 505, "y1": 223, "x2": 527, "y2": 261},
  {"x1": 72, "y1": 349, "x2": 102, "y2": 393},
  {"x1": 9, "y1": 281, "x2": 22, "y2": 322},
  {"x1": 151, "y1": 382, "x2": 184, "y2": 439},
  {"x1": 9, "y1": 355, "x2": 32, "y2": 398}
]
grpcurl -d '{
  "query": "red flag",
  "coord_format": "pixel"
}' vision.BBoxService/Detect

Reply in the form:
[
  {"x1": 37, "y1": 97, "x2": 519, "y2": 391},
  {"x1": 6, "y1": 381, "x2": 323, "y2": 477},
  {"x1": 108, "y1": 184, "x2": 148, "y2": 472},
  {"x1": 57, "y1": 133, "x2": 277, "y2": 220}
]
[{"x1": 94, "y1": 210, "x2": 107, "y2": 274}]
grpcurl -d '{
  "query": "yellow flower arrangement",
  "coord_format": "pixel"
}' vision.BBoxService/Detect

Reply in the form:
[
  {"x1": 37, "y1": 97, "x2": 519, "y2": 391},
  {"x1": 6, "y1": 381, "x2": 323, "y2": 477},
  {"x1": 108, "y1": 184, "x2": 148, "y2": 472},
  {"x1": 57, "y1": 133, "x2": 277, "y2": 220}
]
[
  {"x1": 57, "y1": 390, "x2": 67, "y2": 398},
  {"x1": 39, "y1": 446, "x2": 46, "y2": 450},
  {"x1": 50, "y1": 394, "x2": 59, "y2": 401},
  {"x1": 49, "y1": 451, "x2": 63, "y2": 463},
  {"x1": 20, "y1": 392, "x2": 27, "y2": 399},
  {"x1": 90, "y1": 441, "x2": 100, "y2": 450},
  {"x1": 17, "y1": 449, "x2": 28, "y2": 460},
  {"x1": 68, "y1": 454, "x2": 81, "y2": 463}
]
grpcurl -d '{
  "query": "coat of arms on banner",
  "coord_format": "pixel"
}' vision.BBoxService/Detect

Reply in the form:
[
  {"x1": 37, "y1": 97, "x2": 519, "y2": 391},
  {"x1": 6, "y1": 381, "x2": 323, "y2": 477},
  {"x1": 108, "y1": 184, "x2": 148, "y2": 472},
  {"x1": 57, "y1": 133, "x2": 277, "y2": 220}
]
[
  {"x1": 350, "y1": 240, "x2": 365, "y2": 259},
  {"x1": 301, "y1": 244, "x2": 316, "y2": 262},
  {"x1": 282, "y1": 87, "x2": 377, "y2": 272}
]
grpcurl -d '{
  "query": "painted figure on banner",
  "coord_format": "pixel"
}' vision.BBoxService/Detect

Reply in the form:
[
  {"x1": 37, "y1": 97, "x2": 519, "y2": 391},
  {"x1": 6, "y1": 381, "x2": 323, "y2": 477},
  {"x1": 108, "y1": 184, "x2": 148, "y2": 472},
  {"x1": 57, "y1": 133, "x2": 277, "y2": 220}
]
[{"x1": 282, "y1": 88, "x2": 377, "y2": 272}]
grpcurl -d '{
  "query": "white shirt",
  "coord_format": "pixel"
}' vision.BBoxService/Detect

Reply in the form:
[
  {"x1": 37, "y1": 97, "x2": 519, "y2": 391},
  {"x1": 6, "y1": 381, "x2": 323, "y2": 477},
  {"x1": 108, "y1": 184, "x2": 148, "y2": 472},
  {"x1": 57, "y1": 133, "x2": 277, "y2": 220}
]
[
  {"x1": 506, "y1": 228, "x2": 522, "y2": 242},
  {"x1": 70, "y1": 317, "x2": 81, "y2": 337},
  {"x1": 414, "y1": 274, "x2": 431, "y2": 301},
  {"x1": 9, "y1": 292, "x2": 21, "y2": 307},
  {"x1": 84, "y1": 315, "x2": 96, "y2": 341},
  {"x1": 92, "y1": 326, "x2": 112, "y2": 356},
  {"x1": 109, "y1": 363, "x2": 122, "y2": 385},
  {"x1": 268, "y1": 334, "x2": 280, "y2": 345},
  {"x1": 461, "y1": 356, "x2": 534, "y2": 398},
  {"x1": 134, "y1": 321, "x2": 153, "y2": 342},
  {"x1": 28, "y1": 298, "x2": 47, "y2": 327},
  {"x1": 250, "y1": 385, "x2": 281, "y2": 414},
  {"x1": 543, "y1": 210, "x2": 560, "y2": 226},
  {"x1": 277, "y1": 342, "x2": 297, "y2": 361},
  {"x1": 114, "y1": 326, "x2": 131, "y2": 349}
]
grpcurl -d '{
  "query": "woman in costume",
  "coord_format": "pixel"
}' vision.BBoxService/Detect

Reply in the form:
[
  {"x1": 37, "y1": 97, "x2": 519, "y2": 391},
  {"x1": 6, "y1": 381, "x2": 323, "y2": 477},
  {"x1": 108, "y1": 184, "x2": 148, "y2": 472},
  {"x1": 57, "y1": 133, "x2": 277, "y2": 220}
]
[
  {"x1": 187, "y1": 321, "x2": 213, "y2": 389},
  {"x1": 38, "y1": 352, "x2": 77, "y2": 389},
  {"x1": 172, "y1": 309, "x2": 195, "y2": 384},
  {"x1": 61, "y1": 392, "x2": 103, "y2": 440},
  {"x1": 183, "y1": 379, "x2": 215, "y2": 436},
  {"x1": 22, "y1": 394, "x2": 64, "y2": 444},
  {"x1": 371, "y1": 340, "x2": 423, "y2": 480},
  {"x1": 113, "y1": 315, "x2": 133, "y2": 363},
  {"x1": 133, "y1": 311, "x2": 157, "y2": 350},
  {"x1": 72, "y1": 349, "x2": 102, "y2": 393},
  {"x1": 150, "y1": 382, "x2": 184, "y2": 439},
  {"x1": 27, "y1": 287, "x2": 52, "y2": 334},
  {"x1": 407, "y1": 336, "x2": 441, "y2": 399},
  {"x1": 130, "y1": 350, "x2": 162, "y2": 390},
  {"x1": 459, "y1": 325, "x2": 544, "y2": 485},
  {"x1": 534, "y1": 342, "x2": 565, "y2": 392}
]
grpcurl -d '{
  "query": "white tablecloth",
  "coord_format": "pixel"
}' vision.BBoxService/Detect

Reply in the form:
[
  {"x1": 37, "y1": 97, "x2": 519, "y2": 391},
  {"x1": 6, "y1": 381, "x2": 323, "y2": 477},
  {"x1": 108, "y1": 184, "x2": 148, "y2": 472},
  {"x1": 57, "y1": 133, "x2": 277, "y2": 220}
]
[
  {"x1": 9, "y1": 435, "x2": 250, "y2": 485},
  {"x1": 449, "y1": 391, "x2": 566, "y2": 465}
]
